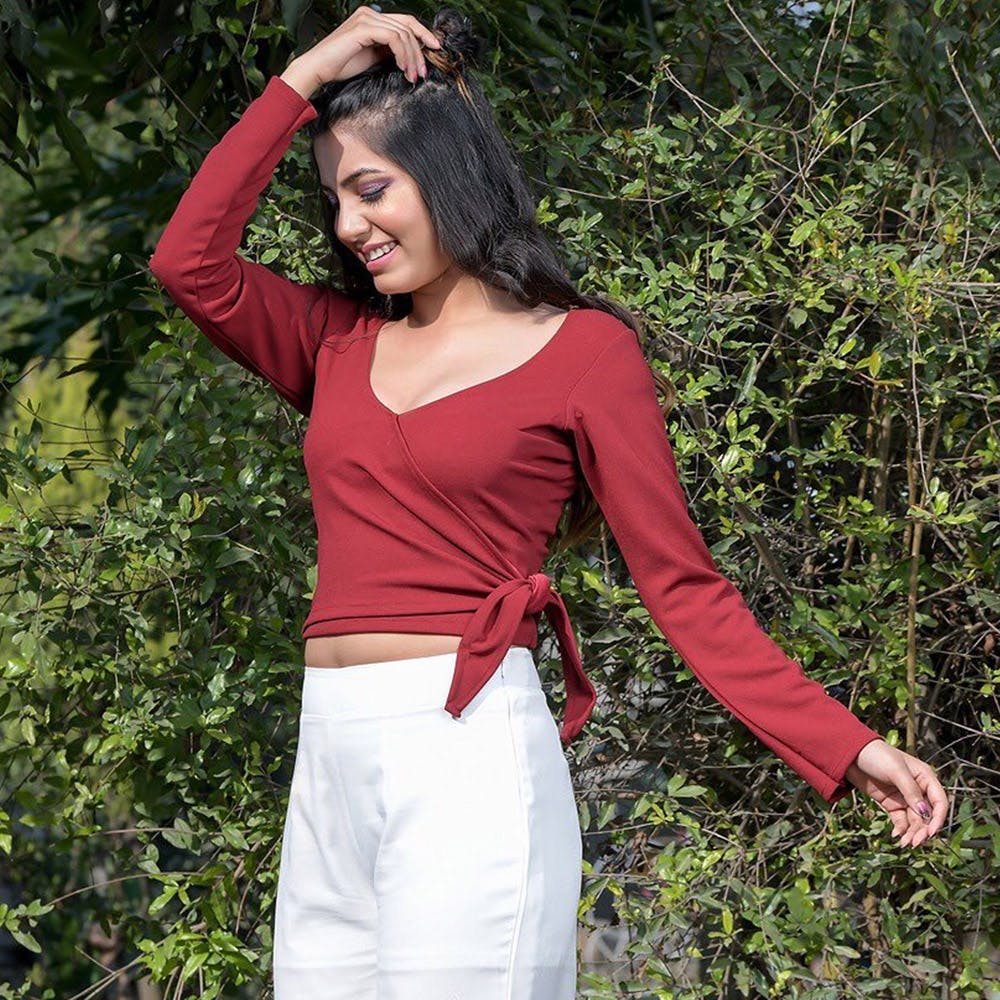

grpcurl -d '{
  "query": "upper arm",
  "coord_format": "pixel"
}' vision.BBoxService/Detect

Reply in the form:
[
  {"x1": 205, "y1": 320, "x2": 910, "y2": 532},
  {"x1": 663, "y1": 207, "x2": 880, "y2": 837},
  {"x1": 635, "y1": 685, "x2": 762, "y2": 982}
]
[
  {"x1": 146, "y1": 75, "x2": 362, "y2": 415},
  {"x1": 156, "y1": 250, "x2": 366, "y2": 415}
]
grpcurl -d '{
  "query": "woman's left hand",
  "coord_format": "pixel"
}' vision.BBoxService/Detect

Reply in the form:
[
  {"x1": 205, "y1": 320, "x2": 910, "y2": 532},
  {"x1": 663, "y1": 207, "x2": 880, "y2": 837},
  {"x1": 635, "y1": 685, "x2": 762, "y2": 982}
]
[{"x1": 844, "y1": 739, "x2": 949, "y2": 848}]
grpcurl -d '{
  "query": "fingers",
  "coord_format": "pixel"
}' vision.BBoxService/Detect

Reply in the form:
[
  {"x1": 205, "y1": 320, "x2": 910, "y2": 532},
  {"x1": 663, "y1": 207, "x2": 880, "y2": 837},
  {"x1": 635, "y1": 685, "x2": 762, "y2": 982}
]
[
  {"x1": 867, "y1": 748, "x2": 949, "y2": 849},
  {"x1": 378, "y1": 19, "x2": 422, "y2": 81},
  {"x1": 893, "y1": 760, "x2": 933, "y2": 824},
  {"x1": 392, "y1": 13, "x2": 443, "y2": 52},
  {"x1": 896, "y1": 807, "x2": 926, "y2": 847},
  {"x1": 888, "y1": 803, "x2": 921, "y2": 846},
  {"x1": 918, "y1": 768, "x2": 950, "y2": 838},
  {"x1": 891, "y1": 763, "x2": 948, "y2": 847},
  {"x1": 357, "y1": 6, "x2": 440, "y2": 82}
]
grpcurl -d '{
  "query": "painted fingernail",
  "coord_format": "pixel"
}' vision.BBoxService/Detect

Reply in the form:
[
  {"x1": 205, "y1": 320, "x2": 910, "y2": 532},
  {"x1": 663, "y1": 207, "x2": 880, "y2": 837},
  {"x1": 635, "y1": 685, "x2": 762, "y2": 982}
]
[{"x1": 917, "y1": 802, "x2": 931, "y2": 820}]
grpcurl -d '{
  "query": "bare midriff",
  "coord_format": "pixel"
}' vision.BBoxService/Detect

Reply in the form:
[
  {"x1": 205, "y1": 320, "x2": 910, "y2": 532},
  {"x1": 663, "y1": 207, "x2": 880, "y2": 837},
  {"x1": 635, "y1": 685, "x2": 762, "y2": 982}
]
[{"x1": 303, "y1": 633, "x2": 462, "y2": 668}]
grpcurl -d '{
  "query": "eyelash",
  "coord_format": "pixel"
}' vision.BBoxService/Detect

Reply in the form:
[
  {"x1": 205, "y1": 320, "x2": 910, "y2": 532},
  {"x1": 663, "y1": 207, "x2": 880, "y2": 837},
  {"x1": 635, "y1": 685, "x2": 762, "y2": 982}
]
[{"x1": 326, "y1": 187, "x2": 387, "y2": 211}]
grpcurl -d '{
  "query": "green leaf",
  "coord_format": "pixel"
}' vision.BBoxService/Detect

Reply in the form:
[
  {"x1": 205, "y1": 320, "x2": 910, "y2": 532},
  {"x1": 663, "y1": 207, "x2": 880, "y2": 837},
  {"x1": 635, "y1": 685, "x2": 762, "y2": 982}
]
[{"x1": 789, "y1": 218, "x2": 818, "y2": 246}]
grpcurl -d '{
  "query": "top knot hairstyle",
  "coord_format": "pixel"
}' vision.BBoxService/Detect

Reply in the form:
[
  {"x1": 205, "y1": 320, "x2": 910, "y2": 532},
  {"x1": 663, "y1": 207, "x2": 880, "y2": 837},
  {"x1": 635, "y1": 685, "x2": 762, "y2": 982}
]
[
  {"x1": 303, "y1": 6, "x2": 672, "y2": 550},
  {"x1": 422, "y1": 7, "x2": 482, "y2": 109}
]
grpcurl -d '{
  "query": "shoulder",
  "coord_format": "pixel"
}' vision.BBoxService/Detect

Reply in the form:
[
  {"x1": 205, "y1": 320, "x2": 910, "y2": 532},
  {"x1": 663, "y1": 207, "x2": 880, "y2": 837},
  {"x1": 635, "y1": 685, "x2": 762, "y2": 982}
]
[
  {"x1": 559, "y1": 310, "x2": 659, "y2": 431},
  {"x1": 314, "y1": 286, "x2": 374, "y2": 344},
  {"x1": 563, "y1": 309, "x2": 650, "y2": 391},
  {"x1": 566, "y1": 306, "x2": 632, "y2": 339}
]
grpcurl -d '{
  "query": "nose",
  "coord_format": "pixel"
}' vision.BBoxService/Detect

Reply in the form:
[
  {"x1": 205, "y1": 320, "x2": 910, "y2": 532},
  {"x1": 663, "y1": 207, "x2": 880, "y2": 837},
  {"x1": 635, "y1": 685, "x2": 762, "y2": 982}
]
[
  {"x1": 336, "y1": 206, "x2": 372, "y2": 253},
  {"x1": 337, "y1": 225, "x2": 365, "y2": 255}
]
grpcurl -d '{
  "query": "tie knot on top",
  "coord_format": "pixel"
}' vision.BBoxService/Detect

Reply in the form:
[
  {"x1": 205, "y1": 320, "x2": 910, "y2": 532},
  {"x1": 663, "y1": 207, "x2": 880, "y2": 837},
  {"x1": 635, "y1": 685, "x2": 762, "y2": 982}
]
[
  {"x1": 443, "y1": 567, "x2": 596, "y2": 744},
  {"x1": 525, "y1": 572, "x2": 551, "y2": 613}
]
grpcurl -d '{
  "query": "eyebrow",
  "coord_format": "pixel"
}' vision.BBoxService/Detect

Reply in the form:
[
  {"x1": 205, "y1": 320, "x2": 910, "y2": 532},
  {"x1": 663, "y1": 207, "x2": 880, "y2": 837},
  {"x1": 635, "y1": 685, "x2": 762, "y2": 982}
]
[{"x1": 320, "y1": 167, "x2": 386, "y2": 193}]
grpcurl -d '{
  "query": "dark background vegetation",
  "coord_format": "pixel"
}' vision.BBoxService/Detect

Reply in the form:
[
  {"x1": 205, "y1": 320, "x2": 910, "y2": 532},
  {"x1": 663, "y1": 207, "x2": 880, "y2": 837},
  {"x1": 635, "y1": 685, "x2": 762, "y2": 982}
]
[{"x1": 1, "y1": 0, "x2": 998, "y2": 996}]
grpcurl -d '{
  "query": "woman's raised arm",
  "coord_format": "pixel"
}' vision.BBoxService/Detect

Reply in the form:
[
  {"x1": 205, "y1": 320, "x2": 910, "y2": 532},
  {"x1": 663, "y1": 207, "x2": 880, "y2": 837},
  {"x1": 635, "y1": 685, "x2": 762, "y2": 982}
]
[
  {"x1": 148, "y1": 75, "x2": 365, "y2": 415},
  {"x1": 148, "y1": 9, "x2": 442, "y2": 414}
]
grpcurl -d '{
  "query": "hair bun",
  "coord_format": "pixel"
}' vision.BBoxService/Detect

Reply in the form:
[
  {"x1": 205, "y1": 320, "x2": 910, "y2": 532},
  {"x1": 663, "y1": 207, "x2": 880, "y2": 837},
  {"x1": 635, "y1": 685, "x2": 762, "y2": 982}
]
[{"x1": 431, "y1": 7, "x2": 484, "y2": 71}]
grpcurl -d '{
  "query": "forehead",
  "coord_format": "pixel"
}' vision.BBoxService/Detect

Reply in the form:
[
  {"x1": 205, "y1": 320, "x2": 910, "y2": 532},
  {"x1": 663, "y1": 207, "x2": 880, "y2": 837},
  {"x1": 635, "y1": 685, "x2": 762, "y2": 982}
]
[{"x1": 313, "y1": 127, "x2": 393, "y2": 188}]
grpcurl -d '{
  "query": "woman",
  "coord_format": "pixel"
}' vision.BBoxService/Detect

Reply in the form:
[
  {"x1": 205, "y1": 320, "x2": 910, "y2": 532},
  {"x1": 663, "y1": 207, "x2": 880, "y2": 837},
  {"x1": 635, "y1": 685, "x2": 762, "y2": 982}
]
[{"x1": 148, "y1": 6, "x2": 949, "y2": 998}]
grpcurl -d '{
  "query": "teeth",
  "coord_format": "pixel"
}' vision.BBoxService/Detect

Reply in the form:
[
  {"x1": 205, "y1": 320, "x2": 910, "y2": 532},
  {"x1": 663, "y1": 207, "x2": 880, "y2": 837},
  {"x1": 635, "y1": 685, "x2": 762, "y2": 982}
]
[{"x1": 365, "y1": 241, "x2": 397, "y2": 262}]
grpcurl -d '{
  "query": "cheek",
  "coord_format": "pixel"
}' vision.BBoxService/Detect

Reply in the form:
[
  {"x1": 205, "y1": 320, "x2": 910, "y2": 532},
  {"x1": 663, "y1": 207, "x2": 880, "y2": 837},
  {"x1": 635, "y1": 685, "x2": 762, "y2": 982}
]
[{"x1": 387, "y1": 189, "x2": 436, "y2": 245}]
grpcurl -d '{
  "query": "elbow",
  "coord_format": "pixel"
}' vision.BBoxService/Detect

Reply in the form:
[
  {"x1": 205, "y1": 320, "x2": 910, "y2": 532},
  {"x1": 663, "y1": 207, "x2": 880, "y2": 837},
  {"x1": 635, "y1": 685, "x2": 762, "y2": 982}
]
[
  {"x1": 147, "y1": 247, "x2": 195, "y2": 301},
  {"x1": 147, "y1": 251, "x2": 197, "y2": 315},
  {"x1": 148, "y1": 247, "x2": 177, "y2": 283},
  {"x1": 148, "y1": 242, "x2": 234, "y2": 298},
  {"x1": 148, "y1": 248, "x2": 172, "y2": 285},
  {"x1": 148, "y1": 227, "x2": 197, "y2": 284}
]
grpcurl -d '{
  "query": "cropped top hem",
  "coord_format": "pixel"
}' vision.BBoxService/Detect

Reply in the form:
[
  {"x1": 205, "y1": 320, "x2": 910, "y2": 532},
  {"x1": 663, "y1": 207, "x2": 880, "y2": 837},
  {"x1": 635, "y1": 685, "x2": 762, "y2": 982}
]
[{"x1": 302, "y1": 611, "x2": 540, "y2": 651}]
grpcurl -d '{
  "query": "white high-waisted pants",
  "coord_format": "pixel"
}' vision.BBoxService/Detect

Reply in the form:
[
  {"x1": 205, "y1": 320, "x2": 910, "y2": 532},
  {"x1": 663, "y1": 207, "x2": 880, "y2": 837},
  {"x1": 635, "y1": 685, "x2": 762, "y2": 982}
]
[{"x1": 271, "y1": 644, "x2": 583, "y2": 999}]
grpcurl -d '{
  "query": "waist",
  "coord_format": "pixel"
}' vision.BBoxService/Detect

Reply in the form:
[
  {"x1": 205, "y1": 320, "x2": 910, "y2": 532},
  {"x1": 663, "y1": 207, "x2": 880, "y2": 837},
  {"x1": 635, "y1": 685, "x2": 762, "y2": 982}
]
[
  {"x1": 299, "y1": 645, "x2": 539, "y2": 720},
  {"x1": 302, "y1": 610, "x2": 541, "y2": 650},
  {"x1": 299, "y1": 573, "x2": 596, "y2": 744},
  {"x1": 304, "y1": 632, "x2": 463, "y2": 668}
]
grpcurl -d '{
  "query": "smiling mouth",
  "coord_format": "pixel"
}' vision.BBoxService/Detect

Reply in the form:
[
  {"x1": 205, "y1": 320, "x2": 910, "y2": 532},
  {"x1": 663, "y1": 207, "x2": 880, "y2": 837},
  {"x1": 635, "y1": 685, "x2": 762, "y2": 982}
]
[
  {"x1": 363, "y1": 241, "x2": 400, "y2": 270},
  {"x1": 361, "y1": 241, "x2": 398, "y2": 263}
]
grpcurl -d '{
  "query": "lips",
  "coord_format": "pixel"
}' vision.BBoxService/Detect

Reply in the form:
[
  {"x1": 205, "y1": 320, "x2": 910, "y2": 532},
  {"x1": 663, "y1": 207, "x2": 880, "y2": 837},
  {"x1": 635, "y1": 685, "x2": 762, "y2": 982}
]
[
  {"x1": 363, "y1": 241, "x2": 399, "y2": 271},
  {"x1": 360, "y1": 240, "x2": 397, "y2": 262}
]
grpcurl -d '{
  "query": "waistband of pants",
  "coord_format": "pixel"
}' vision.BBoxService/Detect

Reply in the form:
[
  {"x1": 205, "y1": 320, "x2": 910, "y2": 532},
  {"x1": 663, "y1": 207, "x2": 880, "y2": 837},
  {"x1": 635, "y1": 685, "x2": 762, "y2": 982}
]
[{"x1": 300, "y1": 644, "x2": 539, "y2": 720}]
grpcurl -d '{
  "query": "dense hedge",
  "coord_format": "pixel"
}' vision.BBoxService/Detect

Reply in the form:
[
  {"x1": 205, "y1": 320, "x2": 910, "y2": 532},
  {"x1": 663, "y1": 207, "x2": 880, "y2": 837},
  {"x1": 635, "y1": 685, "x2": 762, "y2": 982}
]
[{"x1": 2, "y1": 1, "x2": 997, "y2": 997}]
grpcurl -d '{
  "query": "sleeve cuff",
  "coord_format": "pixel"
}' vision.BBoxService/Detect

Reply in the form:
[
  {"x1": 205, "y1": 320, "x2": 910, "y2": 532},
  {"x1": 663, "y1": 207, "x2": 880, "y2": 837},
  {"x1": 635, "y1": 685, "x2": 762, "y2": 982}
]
[
  {"x1": 822, "y1": 732, "x2": 884, "y2": 805},
  {"x1": 263, "y1": 74, "x2": 320, "y2": 127}
]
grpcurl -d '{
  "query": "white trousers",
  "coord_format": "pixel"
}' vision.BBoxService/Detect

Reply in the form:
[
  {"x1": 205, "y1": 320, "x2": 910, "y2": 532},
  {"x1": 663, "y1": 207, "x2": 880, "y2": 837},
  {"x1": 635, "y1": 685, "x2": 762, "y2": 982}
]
[{"x1": 272, "y1": 644, "x2": 583, "y2": 999}]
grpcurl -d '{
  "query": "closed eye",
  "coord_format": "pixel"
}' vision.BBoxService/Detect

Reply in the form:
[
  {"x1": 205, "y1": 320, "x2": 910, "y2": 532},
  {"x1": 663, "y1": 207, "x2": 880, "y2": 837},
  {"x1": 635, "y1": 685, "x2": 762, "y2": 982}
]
[{"x1": 324, "y1": 187, "x2": 387, "y2": 211}]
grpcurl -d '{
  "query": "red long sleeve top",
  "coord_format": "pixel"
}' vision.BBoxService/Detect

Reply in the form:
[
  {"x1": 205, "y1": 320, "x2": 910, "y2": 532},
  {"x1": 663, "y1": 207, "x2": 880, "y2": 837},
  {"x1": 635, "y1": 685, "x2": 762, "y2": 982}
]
[{"x1": 148, "y1": 75, "x2": 883, "y2": 804}]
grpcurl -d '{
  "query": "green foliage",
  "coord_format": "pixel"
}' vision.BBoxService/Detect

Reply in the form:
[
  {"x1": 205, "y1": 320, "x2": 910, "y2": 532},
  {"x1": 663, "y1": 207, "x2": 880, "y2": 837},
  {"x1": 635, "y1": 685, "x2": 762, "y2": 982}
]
[{"x1": 2, "y1": 0, "x2": 999, "y2": 997}]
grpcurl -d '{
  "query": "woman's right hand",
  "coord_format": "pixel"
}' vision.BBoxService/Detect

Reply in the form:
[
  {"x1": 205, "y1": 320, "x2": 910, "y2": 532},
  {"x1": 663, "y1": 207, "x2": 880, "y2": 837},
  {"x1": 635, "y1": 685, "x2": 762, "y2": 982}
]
[{"x1": 283, "y1": 5, "x2": 442, "y2": 97}]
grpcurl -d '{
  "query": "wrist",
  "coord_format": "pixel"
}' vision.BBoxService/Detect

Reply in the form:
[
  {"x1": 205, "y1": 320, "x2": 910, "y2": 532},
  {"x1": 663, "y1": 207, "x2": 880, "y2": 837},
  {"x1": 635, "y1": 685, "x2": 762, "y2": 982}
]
[
  {"x1": 851, "y1": 735, "x2": 886, "y2": 770},
  {"x1": 280, "y1": 60, "x2": 320, "y2": 100}
]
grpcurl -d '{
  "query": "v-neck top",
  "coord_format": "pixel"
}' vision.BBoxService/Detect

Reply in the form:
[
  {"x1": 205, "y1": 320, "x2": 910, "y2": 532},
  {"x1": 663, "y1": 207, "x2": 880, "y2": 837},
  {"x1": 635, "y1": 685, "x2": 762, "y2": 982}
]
[{"x1": 148, "y1": 75, "x2": 883, "y2": 804}]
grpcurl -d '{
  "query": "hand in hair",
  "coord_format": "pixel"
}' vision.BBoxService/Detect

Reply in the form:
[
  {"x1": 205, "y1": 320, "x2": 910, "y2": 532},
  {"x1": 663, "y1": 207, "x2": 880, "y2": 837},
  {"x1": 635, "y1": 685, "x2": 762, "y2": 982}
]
[{"x1": 281, "y1": 5, "x2": 442, "y2": 98}]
